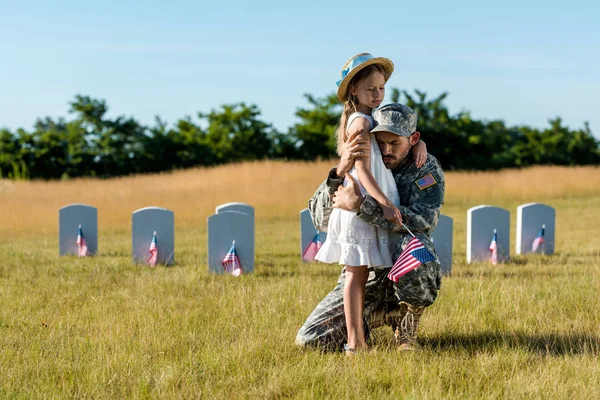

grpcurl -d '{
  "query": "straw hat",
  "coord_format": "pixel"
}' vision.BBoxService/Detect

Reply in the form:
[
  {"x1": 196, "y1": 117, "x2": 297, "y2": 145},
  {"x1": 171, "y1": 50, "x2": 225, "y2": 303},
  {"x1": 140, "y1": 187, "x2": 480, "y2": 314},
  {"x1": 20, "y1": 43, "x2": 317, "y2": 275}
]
[{"x1": 336, "y1": 53, "x2": 394, "y2": 101}]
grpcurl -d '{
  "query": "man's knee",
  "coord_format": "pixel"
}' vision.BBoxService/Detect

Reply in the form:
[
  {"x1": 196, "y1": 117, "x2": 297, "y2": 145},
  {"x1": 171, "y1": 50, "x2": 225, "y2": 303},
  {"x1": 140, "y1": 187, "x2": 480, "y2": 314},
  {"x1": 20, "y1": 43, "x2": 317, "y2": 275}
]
[
  {"x1": 295, "y1": 325, "x2": 314, "y2": 348},
  {"x1": 294, "y1": 320, "x2": 347, "y2": 351}
]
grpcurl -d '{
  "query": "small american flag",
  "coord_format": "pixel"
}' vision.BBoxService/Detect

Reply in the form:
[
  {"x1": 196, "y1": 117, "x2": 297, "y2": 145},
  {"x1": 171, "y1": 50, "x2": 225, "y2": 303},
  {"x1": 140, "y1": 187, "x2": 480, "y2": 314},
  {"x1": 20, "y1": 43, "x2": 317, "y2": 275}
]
[
  {"x1": 148, "y1": 231, "x2": 158, "y2": 267},
  {"x1": 531, "y1": 224, "x2": 545, "y2": 252},
  {"x1": 302, "y1": 233, "x2": 322, "y2": 262},
  {"x1": 387, "y1": 236, "x2": 435, "y2": 282},
  {"x1": 415, "y1": 174, "x2": 437, "y2": 190},
  {"x1": 76, "y1": 225, "x2": 88, "y2": 257},
  {"x1": 489, "y1": 229, "x2": 498, "y2": 265},
  {"x1": 222, "y1": 240, "x2": 242, "y2": 276}
]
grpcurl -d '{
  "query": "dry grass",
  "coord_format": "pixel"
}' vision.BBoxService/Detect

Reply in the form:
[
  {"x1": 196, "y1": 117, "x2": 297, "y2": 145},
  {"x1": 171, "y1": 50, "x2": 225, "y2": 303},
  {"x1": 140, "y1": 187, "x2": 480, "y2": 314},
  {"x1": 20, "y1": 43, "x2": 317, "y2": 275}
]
[
  {"x1": 1, "y1": 161, "x2": 599, "y2": 236},
  {"x1": 0, "y1": 162, "x2": 599, "y2": 399},
  {"x1": 0, "y1": 161, "x2": 330, "y2": 236},
  {"x1": 447, "y1": 165, "x2": 600, "y2": 202}
]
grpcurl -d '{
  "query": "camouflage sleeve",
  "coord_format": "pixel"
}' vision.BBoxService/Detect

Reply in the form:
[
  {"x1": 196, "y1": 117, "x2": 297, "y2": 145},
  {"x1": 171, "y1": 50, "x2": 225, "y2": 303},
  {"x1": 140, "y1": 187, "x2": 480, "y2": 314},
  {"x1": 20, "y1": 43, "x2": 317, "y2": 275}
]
[
  {"x1": 358, "y1": 162, "x2": 445, "y2": 235},
  {"x1": 307, "y1": 168, "x2": 344, "y2": 232}
]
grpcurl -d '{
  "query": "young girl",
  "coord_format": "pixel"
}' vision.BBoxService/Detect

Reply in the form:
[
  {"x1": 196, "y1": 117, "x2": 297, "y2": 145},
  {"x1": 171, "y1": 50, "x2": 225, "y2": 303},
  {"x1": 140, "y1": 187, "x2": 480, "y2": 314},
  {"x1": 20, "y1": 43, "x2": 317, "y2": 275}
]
[{"x1": 315, "y1": 53, "x2": 427, "y2": 354}]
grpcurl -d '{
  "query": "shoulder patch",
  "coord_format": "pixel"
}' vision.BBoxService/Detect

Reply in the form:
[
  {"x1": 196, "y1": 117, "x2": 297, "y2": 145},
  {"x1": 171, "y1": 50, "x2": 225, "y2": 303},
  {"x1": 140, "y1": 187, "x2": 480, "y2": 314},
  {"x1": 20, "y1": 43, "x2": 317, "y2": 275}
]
[{"x1": 415, "y1": 173, "x2": 437, "y2": 190}]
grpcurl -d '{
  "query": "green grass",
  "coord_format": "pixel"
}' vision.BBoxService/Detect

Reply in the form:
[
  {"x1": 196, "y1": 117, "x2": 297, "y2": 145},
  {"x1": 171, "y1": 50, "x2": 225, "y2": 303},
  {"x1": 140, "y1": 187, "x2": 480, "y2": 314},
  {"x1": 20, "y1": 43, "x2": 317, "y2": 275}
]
[{"x1": 1, "y1": 193, "x2": 599, "y2": 398}]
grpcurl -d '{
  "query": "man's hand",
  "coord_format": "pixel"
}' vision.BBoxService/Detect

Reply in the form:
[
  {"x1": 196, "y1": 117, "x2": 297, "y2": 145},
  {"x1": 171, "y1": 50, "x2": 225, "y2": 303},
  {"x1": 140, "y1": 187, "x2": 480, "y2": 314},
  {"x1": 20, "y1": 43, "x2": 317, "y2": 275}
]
[
  {"x1": 336, "y1": 128, "x2": 370, "y2": 177},
  {"x1": 332, "y1": 174, "x2": 363, "y2": 212}
]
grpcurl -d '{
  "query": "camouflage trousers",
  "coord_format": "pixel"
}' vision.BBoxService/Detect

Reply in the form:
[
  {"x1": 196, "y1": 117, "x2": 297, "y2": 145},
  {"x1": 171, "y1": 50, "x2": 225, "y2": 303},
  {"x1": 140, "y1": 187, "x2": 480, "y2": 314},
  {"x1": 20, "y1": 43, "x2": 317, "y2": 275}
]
[{"x1": 295, "y1": 241, "x2": 441, "y2": 351}]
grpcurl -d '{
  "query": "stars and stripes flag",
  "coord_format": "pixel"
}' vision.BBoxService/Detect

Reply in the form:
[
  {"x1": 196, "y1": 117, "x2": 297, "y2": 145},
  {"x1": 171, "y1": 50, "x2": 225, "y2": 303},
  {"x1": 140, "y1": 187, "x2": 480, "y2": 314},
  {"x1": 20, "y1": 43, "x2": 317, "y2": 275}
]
[
  {"x1": 76, "y1": 225, "x2": 88, "y2": 257},
  {"x1": 387, "y1": 236, "x2": 435, "y2": 282},
  {"x1": 489, "y1": 229, "x2": 498, "y2": 265},
  {"x1": 302, "y1": 233, "x2": 322, "y2": 262},
  {"x1": 222, "y1": 240, "x2": 242, "y2": 276},
  {"x1": 148, "y1": 231, "x2": 158, "y2": 267},
  {"x1": 532, "y1": 224, "x2": 546, "y2": 252}
]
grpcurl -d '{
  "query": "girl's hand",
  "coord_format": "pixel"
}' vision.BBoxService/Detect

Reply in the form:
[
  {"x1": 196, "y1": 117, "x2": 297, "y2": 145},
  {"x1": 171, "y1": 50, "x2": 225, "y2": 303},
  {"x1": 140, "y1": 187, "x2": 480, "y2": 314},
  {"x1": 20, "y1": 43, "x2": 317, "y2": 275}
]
[
  {"x1": 412, "y1": 138, "x2": 427, "y2": 168},
  {"x1": 382, "y1": 204, "x2": 402, "y2": 226}
]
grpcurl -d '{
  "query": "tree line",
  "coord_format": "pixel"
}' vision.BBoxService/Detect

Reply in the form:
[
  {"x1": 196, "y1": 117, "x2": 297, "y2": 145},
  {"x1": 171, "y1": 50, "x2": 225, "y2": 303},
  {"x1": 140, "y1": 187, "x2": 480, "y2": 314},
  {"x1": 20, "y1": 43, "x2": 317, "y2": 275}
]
[{"x1": 1, "y1": 89, "x2": 598, "y2": 180}]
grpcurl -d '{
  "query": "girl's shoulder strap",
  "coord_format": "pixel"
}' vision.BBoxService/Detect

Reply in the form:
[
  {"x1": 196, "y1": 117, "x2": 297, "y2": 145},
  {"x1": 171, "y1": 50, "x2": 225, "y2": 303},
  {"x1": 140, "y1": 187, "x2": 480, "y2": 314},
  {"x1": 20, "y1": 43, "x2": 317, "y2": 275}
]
[{"x1": 347, "y1": 112, "x2": 374, "y2": 130}]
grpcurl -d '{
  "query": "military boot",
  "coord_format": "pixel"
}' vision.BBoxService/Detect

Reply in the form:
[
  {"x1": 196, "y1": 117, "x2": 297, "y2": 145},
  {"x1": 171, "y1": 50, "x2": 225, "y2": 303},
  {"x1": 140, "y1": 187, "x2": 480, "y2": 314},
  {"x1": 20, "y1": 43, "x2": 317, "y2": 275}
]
[{"x1": 394, "y1": 302, "x2": 425, "y2": 351}]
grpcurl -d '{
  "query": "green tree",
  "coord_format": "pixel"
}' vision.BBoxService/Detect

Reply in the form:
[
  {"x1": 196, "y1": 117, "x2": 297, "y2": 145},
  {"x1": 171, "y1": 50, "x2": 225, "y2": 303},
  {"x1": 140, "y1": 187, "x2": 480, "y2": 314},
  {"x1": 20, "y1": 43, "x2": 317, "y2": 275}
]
[
  {"x1": 401, "y1": 90, "x2": 470, "y2": 169},
  {"x1": 144, "y1": 116, "x2": 214, "y2": 171},
  {"x1": 27, "y1": 117, "x2": 70, "y2": 179},
  {"x1": 0, "y1": 129, "x2": 21, "y2": 178},
  {"x1": 68, "y1": 95, "x2": 148, "y2": 177},
  {"x1": 200, "y1": 103, "x2": 275, "y2": 163},
  {"x1": 536, "y1": 118, "x2": 600, "y2": 166},
  {"x1": 1, "y1": 90, "x2": 598, "y2": 180},
  {"x1": 289, "y1": 93, "x2": 340, "y2": 159}
]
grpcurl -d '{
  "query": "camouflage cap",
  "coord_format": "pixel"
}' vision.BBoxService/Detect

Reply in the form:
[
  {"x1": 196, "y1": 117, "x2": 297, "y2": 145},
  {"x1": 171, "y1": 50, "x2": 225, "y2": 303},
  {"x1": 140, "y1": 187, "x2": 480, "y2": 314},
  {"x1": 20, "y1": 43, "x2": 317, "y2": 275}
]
[{"x1": 371, "y1": 103, "x2": 418, "y2": 137}]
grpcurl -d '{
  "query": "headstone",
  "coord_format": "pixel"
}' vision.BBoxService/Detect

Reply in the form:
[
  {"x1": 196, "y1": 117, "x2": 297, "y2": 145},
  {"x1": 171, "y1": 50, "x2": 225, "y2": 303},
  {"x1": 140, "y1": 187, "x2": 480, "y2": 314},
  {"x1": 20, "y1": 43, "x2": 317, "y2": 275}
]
[
  {"x1": 299, "y1": 208, "x2": 327, "y2": 262},
  {"x1": 132, "y1": 207, "x2": 175, "y2": 265},
  {"x1": 208, "y1": 211, "x2": 255, "y2": 274},
  {"x1": 516, "y1": 203, "x2": 556, "y2": 255},
  {"x1": 467, "y1": 205, "x2": 510, "y2": 263},
  {"x1": 59, "y1": 204, "x2": 98, "y2": 256},
  {"x1": 431, "y1": 214, "x2": 453, "y2": 275},
  {"x1": 216, "y1": 202, "x2": 254, "y2": 219}
]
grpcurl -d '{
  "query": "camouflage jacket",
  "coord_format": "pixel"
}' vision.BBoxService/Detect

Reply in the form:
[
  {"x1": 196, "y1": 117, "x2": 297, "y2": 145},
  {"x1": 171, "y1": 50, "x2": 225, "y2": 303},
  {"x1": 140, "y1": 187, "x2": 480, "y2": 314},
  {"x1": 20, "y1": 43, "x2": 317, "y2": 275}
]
[{"x1": 308, "y1": 153, "x2": 445, "y2": 247}]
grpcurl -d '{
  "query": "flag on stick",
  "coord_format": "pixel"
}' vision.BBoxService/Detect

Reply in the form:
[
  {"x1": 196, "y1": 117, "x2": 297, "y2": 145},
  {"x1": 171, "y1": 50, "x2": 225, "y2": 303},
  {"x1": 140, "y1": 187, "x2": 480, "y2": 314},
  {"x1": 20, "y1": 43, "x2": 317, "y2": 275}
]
[
  {"x1": 489, "y1": 229, "x2": 498, "y2": 265},
  {"x1": 302, "y1": 233, "x2": 322, "y2": 262},
  {"x1": 222, "y1": 240, "x2": 242, "y2": 276},
  {"x1": 76, "y1": 225, "x2": 88, "y2": 257},
  {"x1": 148, "y1": 231, "x2": 158, "y2": 267},
  {"x1": 387, "y1": 236, "x2": 435, "y2": 282},
  {"x1": 531, "y1": 224, "x2": 546, "y2": 252}
]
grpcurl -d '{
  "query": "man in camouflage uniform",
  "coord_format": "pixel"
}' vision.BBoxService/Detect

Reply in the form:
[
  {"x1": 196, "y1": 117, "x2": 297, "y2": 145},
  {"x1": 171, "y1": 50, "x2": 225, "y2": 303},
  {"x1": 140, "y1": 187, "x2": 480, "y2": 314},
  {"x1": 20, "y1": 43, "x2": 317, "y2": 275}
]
[{"x1": 295, "y1": 103, "x2": 445, "y2": 351}]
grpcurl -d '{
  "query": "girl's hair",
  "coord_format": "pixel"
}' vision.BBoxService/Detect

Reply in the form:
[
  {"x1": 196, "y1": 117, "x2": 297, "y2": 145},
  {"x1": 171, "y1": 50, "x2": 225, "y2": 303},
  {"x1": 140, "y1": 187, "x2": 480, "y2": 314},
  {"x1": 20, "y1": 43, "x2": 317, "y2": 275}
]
[{"x1": 335, "y1": 64, "x2": 387, "y2": 155}]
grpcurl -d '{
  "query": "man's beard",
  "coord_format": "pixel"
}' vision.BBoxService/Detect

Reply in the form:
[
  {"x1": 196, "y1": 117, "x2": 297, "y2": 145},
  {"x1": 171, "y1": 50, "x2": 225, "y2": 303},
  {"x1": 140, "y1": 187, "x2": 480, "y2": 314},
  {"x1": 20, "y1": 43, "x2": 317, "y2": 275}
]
[
  {"x1": 382, "y1": 147, "x2": 411, "y2": 169},
  {"x1": 382, "y1": 156, "x2": 396, "y2": 169}
]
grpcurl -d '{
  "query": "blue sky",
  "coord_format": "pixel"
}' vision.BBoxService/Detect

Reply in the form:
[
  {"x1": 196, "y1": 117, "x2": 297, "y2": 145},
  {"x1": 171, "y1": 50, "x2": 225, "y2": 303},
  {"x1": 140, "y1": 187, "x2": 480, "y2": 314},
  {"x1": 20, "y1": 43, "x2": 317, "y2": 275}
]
[{"x1": 1, "y1": 0, "x2": 598, "y2": 138}]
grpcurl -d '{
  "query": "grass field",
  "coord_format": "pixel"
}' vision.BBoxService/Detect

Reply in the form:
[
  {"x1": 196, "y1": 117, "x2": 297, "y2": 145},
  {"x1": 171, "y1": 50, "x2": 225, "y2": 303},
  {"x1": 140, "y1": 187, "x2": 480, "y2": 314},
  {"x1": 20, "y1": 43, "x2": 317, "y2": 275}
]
[{"x1": 1, "y1": 161, "x2": 599, "y2": 399}]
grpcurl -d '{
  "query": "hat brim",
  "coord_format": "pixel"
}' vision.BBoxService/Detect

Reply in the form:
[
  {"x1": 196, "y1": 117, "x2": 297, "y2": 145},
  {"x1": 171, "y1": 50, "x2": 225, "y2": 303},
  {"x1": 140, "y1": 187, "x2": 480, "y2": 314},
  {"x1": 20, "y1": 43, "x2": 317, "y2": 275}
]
[
  {"x1": 371, "y1": 124, "x2": 412, "y2": 137},
  {"x1": 337, "y1": 57, "x2": 394, "y2": 101}
]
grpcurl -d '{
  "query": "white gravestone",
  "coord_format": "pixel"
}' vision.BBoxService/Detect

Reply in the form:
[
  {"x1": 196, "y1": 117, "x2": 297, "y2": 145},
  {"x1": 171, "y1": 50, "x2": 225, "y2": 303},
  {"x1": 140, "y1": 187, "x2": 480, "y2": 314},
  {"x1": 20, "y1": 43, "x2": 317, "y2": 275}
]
[
  {"x1": 299, "y1": 208, "x2": 327, "y2": 262},
  {"x1": 208, "y1": 211, "x2": 255, "y2": 274},
  {"x1": 132, "y1": 207, "x2": 175, "y2": 265},
  {"x1": 216, "y1": 202, "x2": 255, "y2": 219},
  {"x1": 59, "y1": 204, "x2": 98, "y2": 256},
  {"x1": 516, "y1": 203, "x2": 556, "y2": 255},
  {"x1": 467, "y1": 205, "x2": 510, "y2": 263},
  {"x1": 431, "y1": 214, "x2": 453, "y2": 275}
]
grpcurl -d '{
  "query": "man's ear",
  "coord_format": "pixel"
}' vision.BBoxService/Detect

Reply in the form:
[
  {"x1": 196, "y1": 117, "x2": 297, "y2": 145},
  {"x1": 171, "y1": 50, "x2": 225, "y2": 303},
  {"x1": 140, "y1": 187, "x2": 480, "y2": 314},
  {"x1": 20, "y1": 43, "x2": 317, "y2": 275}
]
[{"x1": 409, "y1": 131, "x2": 421, "y2": 146}]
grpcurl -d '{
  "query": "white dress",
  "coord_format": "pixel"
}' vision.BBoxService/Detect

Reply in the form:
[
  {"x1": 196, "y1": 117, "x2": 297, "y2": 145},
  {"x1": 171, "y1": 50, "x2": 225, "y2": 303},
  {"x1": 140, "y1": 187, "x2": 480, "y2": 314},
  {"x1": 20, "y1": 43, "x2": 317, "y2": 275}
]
[{"x1": 315, "y1": 112, "x2": 401, "y2": 268}]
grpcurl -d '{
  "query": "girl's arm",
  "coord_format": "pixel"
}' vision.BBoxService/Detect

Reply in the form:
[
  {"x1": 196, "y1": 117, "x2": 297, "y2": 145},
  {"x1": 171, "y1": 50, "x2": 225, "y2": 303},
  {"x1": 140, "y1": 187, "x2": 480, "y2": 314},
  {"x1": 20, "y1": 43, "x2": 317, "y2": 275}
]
[
  {"x1": 350, "y1": 118, "x2": 402, "y2": 224},
  {"x1": 412, "y1": 139, "x2": 427, "y2": 168}
]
